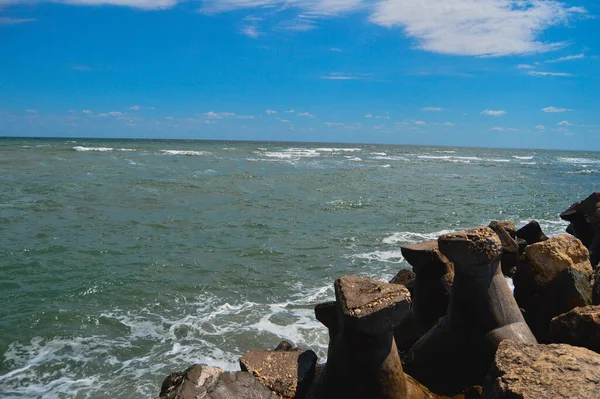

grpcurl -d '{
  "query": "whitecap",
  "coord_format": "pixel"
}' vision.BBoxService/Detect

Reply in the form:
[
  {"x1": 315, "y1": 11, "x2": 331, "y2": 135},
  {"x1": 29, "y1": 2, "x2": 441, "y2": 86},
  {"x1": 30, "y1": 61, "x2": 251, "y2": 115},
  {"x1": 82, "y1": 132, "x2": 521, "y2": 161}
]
[
  {"x1": 159, "y1": 150, "x2": 210, "y2": 156},
  {"x1": 382, "y1": 230, "x2": 455, "y2": 245},
  {"x1": 558, "y1": 157, "x2": 600, "y2": 165},
  {"x1": 73, "y1": 146, "x2": 113, "y2": 152},
  {"x1": 348, "y1": 250, "x2": 405, "y2": 263},
  {"x1": 315, "y1": 148, "x2": 361, "y2": 152},
  {"x1": 512, "y1": 156, "x2": 534, "y2": 160}
]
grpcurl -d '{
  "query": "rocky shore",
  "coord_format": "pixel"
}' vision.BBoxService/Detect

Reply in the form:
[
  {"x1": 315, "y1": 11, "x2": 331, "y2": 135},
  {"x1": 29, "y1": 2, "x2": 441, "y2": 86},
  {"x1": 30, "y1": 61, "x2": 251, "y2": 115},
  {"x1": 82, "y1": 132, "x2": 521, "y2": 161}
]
[{"x1": 156, "y1": 192, "x2": 600, "y2": 399}]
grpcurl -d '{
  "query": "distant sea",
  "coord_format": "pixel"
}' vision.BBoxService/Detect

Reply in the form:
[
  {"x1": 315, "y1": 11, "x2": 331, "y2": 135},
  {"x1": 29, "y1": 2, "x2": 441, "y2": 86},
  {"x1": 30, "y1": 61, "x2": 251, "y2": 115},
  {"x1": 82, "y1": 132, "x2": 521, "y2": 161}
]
[{"x1": 1, "y1": 138, "x2": 598, "y2": 398}]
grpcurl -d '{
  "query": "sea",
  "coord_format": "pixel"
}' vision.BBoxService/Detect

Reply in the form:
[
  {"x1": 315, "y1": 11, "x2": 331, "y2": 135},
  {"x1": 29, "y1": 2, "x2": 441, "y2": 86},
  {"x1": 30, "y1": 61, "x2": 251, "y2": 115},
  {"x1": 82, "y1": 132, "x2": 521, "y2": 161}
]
[{"x1": 0, "y1": 138, "x2": 598, "y2": 398}]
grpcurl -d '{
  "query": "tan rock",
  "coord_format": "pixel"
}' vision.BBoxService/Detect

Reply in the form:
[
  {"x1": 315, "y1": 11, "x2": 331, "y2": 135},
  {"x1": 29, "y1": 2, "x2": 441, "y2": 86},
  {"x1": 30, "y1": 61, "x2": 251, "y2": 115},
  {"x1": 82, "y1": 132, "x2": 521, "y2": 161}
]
[
  {"x1": 550, "y1": 305, "x2": 600, "y2": 353},
  {"x1": 484, "y1": 340, "x2": 600, "y2": 398}
]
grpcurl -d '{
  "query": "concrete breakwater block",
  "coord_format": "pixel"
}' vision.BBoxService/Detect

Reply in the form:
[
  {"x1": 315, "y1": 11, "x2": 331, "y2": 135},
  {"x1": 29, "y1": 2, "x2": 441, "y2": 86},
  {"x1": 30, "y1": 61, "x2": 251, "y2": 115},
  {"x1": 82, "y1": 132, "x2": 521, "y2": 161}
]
[
  {"x1": 483, "y1": 340, "x2": 600, "y2": 398},
  {"x1": 315, "y1": 275, "x2": 437, "y2": 399},
  {"x1": 404, "y1": 227, "x2": 537, "y2": 396}
]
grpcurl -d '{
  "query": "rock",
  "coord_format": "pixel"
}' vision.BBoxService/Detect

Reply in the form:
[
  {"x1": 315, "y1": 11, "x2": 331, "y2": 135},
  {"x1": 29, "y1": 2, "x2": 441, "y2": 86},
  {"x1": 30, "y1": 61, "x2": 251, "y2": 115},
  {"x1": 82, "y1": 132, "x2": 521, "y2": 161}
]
[
  {"x1": 595, "y1": 267, "x2": 600, "y2": 305},
  {"x1": 404, "y1": 227, "x2": 536, "y2": 396},
  {"x1": 549, "y1": 305, "x2": 600, "y2": 353},
  {"x1": 316, "y1": 276, "x2": 437, "y2": 399},
  {"x1": 516, "y1": 220, "x2": 549, "y2": 245},
  {"x1": 489, "y1": 221, "x2": 516, "y2": 238},
  {"x1": 400, "y1": 239, "x2": 454, "y2": 331},
  {"x1": 274, "y1": 340, "x2": 295, "y2": 352},
  {"x1": 389, "y1": 268, "x2": 416, "y2": 291},
  {"x1": 314, "y1": 301, "x2": 339, "y2": 358},
  {"x1": 489, "y1": 221, "x2": 519, "y2": 277},
  {"x1": 158, "y1": 364, "x2": 277, "y2": 399},
  {"x1": 483, "y1": 340, "x2": 600, "y2": 398},
  {"x1": 561, "y1": 192, "x2": 600, "y2": 268},
  {"x1": 514, "y1": 234, "x2": 593, "y2": 342},
  {"x1": 516, "y1": 238, "x2": 528, "y2": 255},
  {"x1": 240, "y1": 348, "x2": 317, "y2": 399}
]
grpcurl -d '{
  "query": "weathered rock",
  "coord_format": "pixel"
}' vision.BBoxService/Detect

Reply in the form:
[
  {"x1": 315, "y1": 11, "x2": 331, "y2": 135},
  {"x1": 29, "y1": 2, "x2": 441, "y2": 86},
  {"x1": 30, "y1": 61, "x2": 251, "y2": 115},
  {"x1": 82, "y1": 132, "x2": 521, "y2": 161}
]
[
  {"x1": 561, "y1": 192, "x2": 600, "y2": 268},
  {"x1": 594, "y1": 267, "x2": 600, "y2": 305},
  {"x1": 489, "y1": 221, "x2": 516, "y2": 239},
  {"x1": 483, "y1": 340, "x2": 600, "y2": 398},
  {"x1": 516, "y1": 220, "x2": 549, "y2": 245},
  {"x1": 514, "y1": 234, "x2": 593, "y2": 342},
  {"x1": 316, "y1": 275, "x2": 437, "y2": 399},
  {"x1": 240, "y1": 348, "x2": 317, "y2": 399},
  {"x1": 400, "y1": 240, "x2": 454, "y2": 331},
  {"x1": 516, "y1": 238, "x2": 528, "y2": 255},
  {"x1": 274, "y1": 340, "x2": 295, "y2": 352},
  {"x1": 158, "y1": 364, "x2": 277, "y2": 399},
  {"x1": 314, "y1": 301, "x2": 339, "y2": 358},
  {"x1": 404, "y1": 227, "x2": 536, "y2": 396},
  {"x1": 489, "y1": 221, "x2": 519, "y2": 277},
  {"x1": 390, "y1": 268, "x2": 416, "y2": 291},
  {"x1": 549, "y1": 305, "x2": 600, "y2": 353}
]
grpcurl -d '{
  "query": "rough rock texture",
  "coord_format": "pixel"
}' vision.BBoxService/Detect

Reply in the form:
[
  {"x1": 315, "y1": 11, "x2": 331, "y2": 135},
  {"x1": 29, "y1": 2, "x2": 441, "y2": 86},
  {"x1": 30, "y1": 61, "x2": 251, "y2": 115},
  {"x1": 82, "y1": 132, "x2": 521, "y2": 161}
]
[
  {"x1": 316, "y1": 276, "x2": 437, "y2": 399},
  {"x1": 389, "y1": 268, "x2": 416, "y2": 291},
  {"x1": 516, "y1": 220, "x2": 549, "y2": 245},
  {"x1": 240, "y1": 348, "x2": 317, "y2": 399},
  {"x1": 158, "y1": 364, "x2": 277, "y2": 399},
  {"x1": 489, "y1": 221, "x2": 519, "y2": 277},
  {"x1": 595, "y1": 267, "x2": 600, "y2": 305},
  {"x1": 514, "y1": 234, "x2": 593, "y2": 342},
  {"x1": 400, "y1": 240, "x2": 454, "y2": 330},
  {"x1": 404, "y1": 227, "x2": 536, "y2": 396},
  {"x1": 549, "y1": 305, "x2": 600, "y2": 353},
  {"x1": 483, "y1": 340, "x2": 600, "y2": 398},
  {"x1": 561, "y1": 192, "x2": 600, "y2": 268}
]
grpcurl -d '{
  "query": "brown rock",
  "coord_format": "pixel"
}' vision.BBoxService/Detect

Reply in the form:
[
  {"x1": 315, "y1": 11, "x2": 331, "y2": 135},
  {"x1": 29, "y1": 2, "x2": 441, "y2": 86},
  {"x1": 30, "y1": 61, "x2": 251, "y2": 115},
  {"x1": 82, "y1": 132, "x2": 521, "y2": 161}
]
[
  {"x1": 390, "y1": 268, "x2": 416, "y2": 290},
  {"x1": 514, "y1": 234, "x2": 593, "y2": 342},
  {"x1": 240, "y1": 348, "x2": 317, "y2": 399},
  {"x1": 516, "y1": 220, "x2": 549, "y2": 245},
  {"x1": 489, "y1": 221, "x2": 519, "y2": 277},
  {"x1": 158, "y1": 364, "x2": 277, "y2": 399},
  {"x1": 594, "y1": 267, "x2": 600, "y2": 305},
  {"x1": 561, "y1": 192, "x2": 600, "y2": 268},
  {"x1": 550, "y1": 305, "x2": 600, "y2": 353},
  {"x1": 483, "y1": 340, "x2": 600, "y2": 398}
]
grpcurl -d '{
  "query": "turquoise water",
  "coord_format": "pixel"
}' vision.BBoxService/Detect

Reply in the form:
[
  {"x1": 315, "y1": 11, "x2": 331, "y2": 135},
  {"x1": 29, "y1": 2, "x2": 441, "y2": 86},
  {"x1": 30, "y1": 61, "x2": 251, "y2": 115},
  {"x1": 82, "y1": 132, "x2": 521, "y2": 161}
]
[{"x1": 0, "y1": 138, "x2": 598, "y2": 398}]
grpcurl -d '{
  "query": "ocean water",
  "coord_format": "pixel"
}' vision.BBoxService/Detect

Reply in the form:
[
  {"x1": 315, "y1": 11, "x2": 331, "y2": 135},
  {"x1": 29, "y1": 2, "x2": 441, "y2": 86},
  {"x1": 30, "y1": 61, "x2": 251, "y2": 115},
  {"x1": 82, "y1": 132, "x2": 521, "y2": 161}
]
[{"x1": 0, "y1": 138, "x2": 598, "y2": 398}]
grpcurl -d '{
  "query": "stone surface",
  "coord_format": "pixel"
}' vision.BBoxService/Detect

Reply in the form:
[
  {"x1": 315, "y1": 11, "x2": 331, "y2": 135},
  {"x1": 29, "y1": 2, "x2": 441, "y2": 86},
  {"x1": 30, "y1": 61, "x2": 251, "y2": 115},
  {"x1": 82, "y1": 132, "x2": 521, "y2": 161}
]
[
  {"x1": 400, "y1": 240, "x2": 454, "y2": 330},
  {"x1": 316, "y1": 276, "x2": 436, "y2": 399},
  {"x1": 274, "y1": 340, "x2": 295, "y2": 352},
  {"x1": 240, "y1": 348, "x2": 317, "y2": 399},
  {"x1": 483, "y1": 340, "x2": 600, "y2": 398},
  {"x1": 595, "y1": 267, "x2": 600, "y2": 305},
  {"x1": 404, "y1": 227, "x2": 536, "y2": 396},
  {"x1": 389, "y1": 268, "x2": 416, "y2": 290},
  {"x1": 514, "y1": 234, "x2": 593, "y2": 342},
  {"x1": 561, "y1": 192, "x2": 600, "y2": 267},
  {"x1": 549, "y1": 305, "x2": 600, "y2": 353},
  {"x1": 158, "y1": 364, "x2": 277, "y2": 399},
  {"x1": 489, "y1": 221, "x2": 519, "y2": 277},
  {"x1": 516, "y1": 220, "x2": 549, "y2": 245}
]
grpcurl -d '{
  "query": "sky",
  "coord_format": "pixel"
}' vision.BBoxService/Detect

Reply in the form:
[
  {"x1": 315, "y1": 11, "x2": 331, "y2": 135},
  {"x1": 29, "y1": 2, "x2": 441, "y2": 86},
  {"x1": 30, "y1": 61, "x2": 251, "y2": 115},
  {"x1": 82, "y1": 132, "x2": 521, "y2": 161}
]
[{"x1": 1, "y1": 0, "x2": 599, "y2": 150}]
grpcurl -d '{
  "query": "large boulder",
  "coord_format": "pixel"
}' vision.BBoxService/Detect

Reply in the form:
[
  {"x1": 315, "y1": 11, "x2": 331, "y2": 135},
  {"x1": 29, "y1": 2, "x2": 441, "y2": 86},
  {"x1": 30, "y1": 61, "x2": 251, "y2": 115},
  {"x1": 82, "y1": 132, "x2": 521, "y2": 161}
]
[
  {"x1": 513, "y1": 234, "x2": 593, "y2": 342},
  {"x1": 561, "y1": 192, "x2": 600, "y2": 268},
  {"x1": 240, "y1": 347, "x2": 317, "y2": 399},
  {"x1": 516, "y1": 220, "x2": 549, "y2": 245},
  {"x1": 489, "y1": 221, "x2": 519, "y2": 277},
  {"x1": 549, "y1": 305, "x2": 600, "y2": 353},
  {"x1": 595, "y1": 267, "x2": 600, "y2": 305},
  {"x1": 483, "y1": 340, "x2": 600, "y2": 398},
  {"x1": 315, "y1": 275, "x2": 437, "y2": 399},
  {"x1": 158, "y1": 364, "x2": 277, "y2": 399},
  {"x1": 389, "y1": 268, "x2": 416, "y2": 291},
  {"x1": 404, "y1": 227, "x2": 536, "y2": 396}
]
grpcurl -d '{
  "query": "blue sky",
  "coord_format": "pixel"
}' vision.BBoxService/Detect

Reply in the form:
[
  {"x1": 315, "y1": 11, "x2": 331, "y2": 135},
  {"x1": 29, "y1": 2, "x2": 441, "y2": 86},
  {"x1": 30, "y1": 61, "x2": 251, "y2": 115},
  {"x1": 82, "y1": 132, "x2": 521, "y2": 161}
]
[{"x1": 1, "y1": 0, "x2": 599, "y2": 149}]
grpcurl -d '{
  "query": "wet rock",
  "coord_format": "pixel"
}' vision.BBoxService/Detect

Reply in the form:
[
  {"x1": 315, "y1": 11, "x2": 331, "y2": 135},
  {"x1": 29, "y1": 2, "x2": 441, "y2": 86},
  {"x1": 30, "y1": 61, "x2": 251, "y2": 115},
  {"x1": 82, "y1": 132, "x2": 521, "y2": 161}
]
[
  {"x1": 483, "y1": 340, "x2": 600, "y2": 398},
  {"x1": 515, "y1": 220, "x2": 549, "y2": 245},
  {"x1": 404, "y1": 227, "x2": 536, "y2": 396},
  {"x1": 514, "y1": 234, "x2": 593, "y2": 342},
  {"x1": 400, "y1": 240, "x2": 454, "y2": 330},
  {"x1": 158, "y1": 364, "x2": 277, "y2": 399},
  {"x1": 549, "y1": 305, "x2": 600, "y2": 353},
  {"x1": 316, "y1": 275, "x2": 437, "y2": 399},
  {"x1": 240, "y1": 348, "x2": 317, "y2": 399},
  {"x1": 561, "y1": 192, "x2": 600, "y2": 268},
  {"x1": 489, "y1": 221, "x2": 519, "y2": 277},
  {"x1": 274, "y1": 340, "x2": 295, "y2": 352}
]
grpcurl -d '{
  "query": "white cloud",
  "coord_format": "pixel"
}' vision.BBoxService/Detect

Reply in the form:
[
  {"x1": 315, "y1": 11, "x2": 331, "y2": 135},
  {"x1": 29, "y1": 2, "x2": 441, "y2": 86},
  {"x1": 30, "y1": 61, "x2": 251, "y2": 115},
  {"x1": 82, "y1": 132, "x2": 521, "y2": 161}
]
[
  {"x1": 97, "y1": 113, "x2": 109, "y2": 117},
  {"x1": 415, "y1": 121, "x2": 426, "y2": 125},
  {"x1": 278, "y1": 118, "x2": 291, "y2": 123},
  {"x1": 325, "y1": 122, "x2": 344, "y2": 127},
  {"x1": 490, "y1": 127, "x2": 517, "y2": 132},
  {"x1": 241, "y1": 25, "x2": 260, "y2": 38},
  {"x1": 547, "y1": 53, "x2": 584, "y2": 63},
  {"x1": 200, "y1": 0, "x2": 363, "y2": 14},
  {"x1": 26, "y1": 109, "x2": 38, "y2": 114},
  {"x1": 330, "y1": 47, "x2": 343, "y2": 52},
  {"x1": 265, "y1": 110, "x2": 277, "y2": 115},
  {"x1": 444, "y1": 122, "x2": 455, "y2": 126},
  {"x1": 422, "y1": 107, "x2": 444, "y2": 111},
  {"x1": 542, "y1": 106, "x2": 571, "y2": 113},
  {"x1": 205, "y1": 111, "x2": 236, "y2": 118},
  {"x1": 364, "y1": 114, "x2": 373, "y2": 118},
  {"x1": 321, "y1": 73, "x2": 358, "y2": 80},
  {"x1": 108, "y1": 111, "x2": 123, "y2": 116},
  {"x1": 528, "y1": 71, "x2": 572, "y2": 77},
  {"x1": 481, "y1": 109, "x2": 506, "y2": 116},
  {"x1": 55, "y1": 0, "x2": 176, "y2": 10},
  {"x1": 297, "y1": 112, "x2": 315, "y2": 118},
  {"x1": 129, "y1": 105, "x2": 141, "y2": 111},
  {"x1": 0, "y1": 17, "x2": 36, "y2": 25},
  {"x1": 557, "y1": 120, "x2": 572, "y2": 126},
  {"x1": 370, "y1": 0, "x2": 585, "y2": 57},
  {"x1": 535, "y1": 125, "x2": 545, "y2": 131},
  {"x1": 165, "y1": 116, "x2": 174, "y2": 120},
  {"x1": 285, "y1": 109, "x2": 295, "y2": 113},
  {"x1": 82, "y1": 109, "x2": 93, "y2": 114},
  {"x1": 276, "y1": 18, "x2": 319, "y2": 32},
  {"x1": 517, "y1": 64, "x2": 535, "y2": 69}
]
